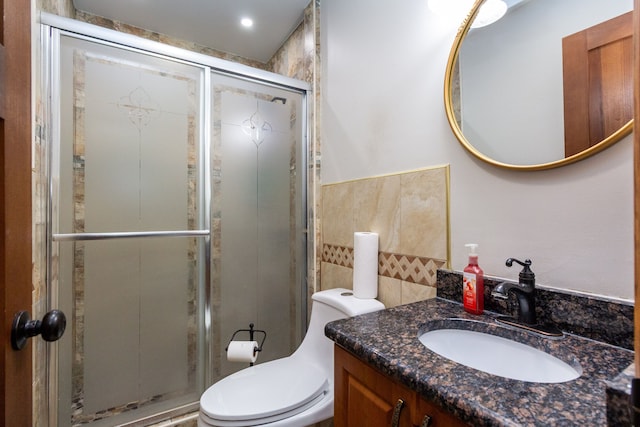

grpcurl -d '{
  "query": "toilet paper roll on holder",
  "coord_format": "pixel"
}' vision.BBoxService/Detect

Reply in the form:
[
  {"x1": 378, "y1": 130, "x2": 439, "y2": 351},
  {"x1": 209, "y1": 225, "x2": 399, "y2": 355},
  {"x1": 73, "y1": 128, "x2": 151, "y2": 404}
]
[{"x1": 225, "y1": 323, "x2": 267, "y2": 366}]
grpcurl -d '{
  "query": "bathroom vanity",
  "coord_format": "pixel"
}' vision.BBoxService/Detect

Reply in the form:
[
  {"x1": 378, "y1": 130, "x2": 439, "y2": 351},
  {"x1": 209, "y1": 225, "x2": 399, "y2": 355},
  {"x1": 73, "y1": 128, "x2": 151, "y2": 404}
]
[
  {"x1": 326, "y1": 297, "x2": 634, "y2": 426},
  {"x1": 334, "y1": 344, "x2": 466, "y2": 426}
]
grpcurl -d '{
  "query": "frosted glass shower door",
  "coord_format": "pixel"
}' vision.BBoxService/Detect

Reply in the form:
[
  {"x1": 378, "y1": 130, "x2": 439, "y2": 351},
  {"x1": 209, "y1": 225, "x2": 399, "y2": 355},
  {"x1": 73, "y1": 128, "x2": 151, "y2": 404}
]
[
  {"x1": 53, "y1": 35, "x2": 207, "y2": 426},
  {"x1": 210, "y1": 74, "x2": 307, "y2": 379}
]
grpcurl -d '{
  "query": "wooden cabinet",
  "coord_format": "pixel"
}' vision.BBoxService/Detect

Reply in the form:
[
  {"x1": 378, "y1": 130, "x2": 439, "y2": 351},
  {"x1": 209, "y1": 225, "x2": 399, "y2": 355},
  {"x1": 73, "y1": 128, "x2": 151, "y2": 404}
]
[{"x1": 334, "y1": 345, "x2": 468, "y2": 427}]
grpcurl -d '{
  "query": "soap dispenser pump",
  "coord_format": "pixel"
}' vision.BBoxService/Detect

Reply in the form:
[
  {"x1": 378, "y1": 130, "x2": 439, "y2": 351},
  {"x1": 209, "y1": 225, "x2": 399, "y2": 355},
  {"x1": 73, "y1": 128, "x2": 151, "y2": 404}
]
[{"x1": 463, "y1": 243, "x2": 484, "y2": 315}]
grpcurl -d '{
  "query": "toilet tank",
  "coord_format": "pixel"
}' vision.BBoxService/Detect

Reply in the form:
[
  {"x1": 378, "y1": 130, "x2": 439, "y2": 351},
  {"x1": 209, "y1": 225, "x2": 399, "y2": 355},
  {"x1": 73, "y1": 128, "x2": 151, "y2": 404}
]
[
  {"x1": 312, "y1": 288, "x2": 386, "y2": 318},
  {"x1": 291, "y1": 288, "x2": 385, "y2": 377}
]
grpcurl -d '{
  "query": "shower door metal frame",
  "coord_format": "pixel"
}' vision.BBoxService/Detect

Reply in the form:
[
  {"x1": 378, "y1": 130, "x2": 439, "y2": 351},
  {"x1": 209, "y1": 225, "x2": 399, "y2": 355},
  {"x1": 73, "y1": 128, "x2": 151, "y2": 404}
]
[{"x1": 40, "y1": 12, "x2": 311, "y2": 427}]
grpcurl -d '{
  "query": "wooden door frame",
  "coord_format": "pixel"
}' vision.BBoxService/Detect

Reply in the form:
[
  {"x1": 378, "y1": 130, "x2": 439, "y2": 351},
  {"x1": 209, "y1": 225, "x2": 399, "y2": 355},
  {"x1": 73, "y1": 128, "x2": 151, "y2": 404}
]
[
  {"x1": 634, "y1": 0, "x2": 640, "y2": 376},
  {"x1": 1, "y1": 0, "x2": 34, "y2": 425}
]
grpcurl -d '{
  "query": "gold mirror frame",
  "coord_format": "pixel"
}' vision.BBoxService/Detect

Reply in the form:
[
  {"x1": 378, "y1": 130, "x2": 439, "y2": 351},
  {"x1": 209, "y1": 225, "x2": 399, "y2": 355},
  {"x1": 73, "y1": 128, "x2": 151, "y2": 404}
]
[{"x1": 444, "y1": 0, "x2": 634, "y2": 171}]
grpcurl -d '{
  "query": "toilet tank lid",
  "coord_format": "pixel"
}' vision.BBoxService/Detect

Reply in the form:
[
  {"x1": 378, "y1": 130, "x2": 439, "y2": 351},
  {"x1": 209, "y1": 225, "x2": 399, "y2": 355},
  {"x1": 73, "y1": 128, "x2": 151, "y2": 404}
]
[{"x1": 312, "y1": 288, "x2": 385, "y2": 317}]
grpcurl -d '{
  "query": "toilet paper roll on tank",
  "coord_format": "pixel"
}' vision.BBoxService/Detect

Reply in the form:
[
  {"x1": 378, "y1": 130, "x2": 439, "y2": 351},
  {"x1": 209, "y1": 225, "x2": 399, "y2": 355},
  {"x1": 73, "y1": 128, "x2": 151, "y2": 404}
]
[{"x1": 352, "y1": 232, "x2": 379, "y2": 299}]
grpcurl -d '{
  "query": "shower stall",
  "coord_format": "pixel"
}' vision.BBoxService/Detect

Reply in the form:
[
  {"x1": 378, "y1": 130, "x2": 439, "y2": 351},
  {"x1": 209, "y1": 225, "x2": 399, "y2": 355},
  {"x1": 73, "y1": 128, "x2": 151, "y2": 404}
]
[{"x1": 41, "y1": 14, "x2": 310, "y2": 426}]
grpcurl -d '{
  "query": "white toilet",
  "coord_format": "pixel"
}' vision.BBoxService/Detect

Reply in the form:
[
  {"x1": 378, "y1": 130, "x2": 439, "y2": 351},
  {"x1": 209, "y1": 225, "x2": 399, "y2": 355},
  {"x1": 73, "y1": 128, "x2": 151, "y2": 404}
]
[{"x1": 198, "y1": 288, "x2": 385, "y2": 427}]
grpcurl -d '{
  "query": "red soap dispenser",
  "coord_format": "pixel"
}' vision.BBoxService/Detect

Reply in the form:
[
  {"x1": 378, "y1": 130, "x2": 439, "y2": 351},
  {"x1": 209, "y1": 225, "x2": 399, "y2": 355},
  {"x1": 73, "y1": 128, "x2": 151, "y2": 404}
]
[{"x1": 463, "y1": 243, "x2": 484, "y2": 315}]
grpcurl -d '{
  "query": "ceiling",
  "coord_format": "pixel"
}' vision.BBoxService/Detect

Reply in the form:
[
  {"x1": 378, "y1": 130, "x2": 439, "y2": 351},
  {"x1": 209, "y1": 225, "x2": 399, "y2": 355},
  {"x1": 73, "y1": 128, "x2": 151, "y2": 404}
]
[{"x1": 72, "y1": 0, "x2": 311, "y2": 63}]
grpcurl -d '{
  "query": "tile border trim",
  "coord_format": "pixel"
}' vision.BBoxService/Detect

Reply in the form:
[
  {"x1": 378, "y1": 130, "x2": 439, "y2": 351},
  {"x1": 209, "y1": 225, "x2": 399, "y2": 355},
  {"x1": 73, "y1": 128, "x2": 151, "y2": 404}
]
[{"x1": 322, "y1": 243, "x2": 446, "y2": 286}]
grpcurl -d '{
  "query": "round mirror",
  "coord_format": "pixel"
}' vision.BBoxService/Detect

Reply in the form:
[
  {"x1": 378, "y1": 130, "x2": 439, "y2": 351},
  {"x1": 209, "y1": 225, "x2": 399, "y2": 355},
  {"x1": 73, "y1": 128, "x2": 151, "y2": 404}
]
[{"x1": 444, "y1": 0, "x2": 633, "y2": 171}]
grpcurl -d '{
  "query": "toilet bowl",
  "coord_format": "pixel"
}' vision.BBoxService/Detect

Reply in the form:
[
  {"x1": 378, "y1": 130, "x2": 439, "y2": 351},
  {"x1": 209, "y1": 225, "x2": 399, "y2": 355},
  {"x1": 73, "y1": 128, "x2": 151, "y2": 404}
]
[{"x1": 198, "y1": 288, "x2": 385, "y2": 427}]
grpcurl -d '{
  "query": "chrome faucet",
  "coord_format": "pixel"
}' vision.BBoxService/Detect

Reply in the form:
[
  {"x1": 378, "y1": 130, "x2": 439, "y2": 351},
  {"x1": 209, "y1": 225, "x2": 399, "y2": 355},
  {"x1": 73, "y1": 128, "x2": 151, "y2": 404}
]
[{"x1": 492, "y1": 258, "x2": 537, "y2": 325}]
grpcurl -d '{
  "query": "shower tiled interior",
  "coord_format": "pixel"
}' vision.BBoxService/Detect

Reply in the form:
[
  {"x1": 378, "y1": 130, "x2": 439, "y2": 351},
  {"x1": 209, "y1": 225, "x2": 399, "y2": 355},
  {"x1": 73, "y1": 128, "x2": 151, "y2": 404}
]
[{"x1": 321, "y1": 166, "x2": 450, "y2": 308}]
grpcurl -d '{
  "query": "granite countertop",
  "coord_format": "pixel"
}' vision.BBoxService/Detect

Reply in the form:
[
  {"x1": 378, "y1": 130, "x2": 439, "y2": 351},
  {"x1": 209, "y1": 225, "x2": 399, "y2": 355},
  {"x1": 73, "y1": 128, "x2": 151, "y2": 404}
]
[{"x1": 325, "y1": 297, "x2": 634, "y2": 426}]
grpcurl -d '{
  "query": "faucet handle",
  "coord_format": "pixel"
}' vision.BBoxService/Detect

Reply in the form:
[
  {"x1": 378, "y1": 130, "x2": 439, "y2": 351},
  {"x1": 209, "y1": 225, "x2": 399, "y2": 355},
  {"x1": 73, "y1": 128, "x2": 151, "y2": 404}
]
[
  {"x1": 505, "y1": 258, "x2": 531, "y2": 268},
  {"x1": 506, "y1": 258, "x2": 535, "y2": 287}
]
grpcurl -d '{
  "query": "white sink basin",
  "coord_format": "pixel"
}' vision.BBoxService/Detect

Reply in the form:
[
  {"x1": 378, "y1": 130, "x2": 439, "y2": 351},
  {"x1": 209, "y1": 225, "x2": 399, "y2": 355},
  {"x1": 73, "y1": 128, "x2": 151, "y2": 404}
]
[{"x1": 419, "y1": 328, "x2": 581, "y2": 383}]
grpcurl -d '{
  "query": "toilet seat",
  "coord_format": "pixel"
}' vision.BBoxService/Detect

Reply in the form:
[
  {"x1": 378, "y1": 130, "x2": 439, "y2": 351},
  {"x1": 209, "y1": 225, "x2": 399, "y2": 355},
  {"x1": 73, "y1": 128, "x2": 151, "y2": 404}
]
[{"x1": 200, "y1": 357, "x2": 329, "y2": 427}]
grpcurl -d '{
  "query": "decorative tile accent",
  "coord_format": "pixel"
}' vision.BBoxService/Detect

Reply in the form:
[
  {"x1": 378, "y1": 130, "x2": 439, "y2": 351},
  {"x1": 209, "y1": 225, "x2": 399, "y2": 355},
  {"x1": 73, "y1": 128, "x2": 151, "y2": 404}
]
[
  {"x1": 321, "y1": 244, "x2": 353, "y2": 267},
  {"x1": 379, "y1": 253, "x2": 445, "y2": 286},
  {"x1": 322, "y1": 243, "x2": 445, "y2": 286}
]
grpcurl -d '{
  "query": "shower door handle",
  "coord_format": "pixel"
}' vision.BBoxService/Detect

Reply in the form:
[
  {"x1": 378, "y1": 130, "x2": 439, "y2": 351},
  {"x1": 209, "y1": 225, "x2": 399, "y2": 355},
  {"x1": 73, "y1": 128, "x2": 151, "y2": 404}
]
[{"x1": 11, "y1": 309, "x2": 67, "y2": 350}]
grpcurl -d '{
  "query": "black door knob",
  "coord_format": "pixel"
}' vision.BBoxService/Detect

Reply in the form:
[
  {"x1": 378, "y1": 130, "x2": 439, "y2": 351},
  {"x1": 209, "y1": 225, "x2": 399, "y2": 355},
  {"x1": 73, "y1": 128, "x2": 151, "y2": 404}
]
[{"x1": 11, "y1": 309, "x2": 66, "y2": 350}]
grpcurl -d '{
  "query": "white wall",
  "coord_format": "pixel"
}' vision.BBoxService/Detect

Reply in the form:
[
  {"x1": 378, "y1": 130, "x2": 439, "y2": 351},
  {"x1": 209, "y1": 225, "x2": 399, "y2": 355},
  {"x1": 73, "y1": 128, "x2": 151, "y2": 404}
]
[{"x1": 321, "y1": 0, "x2": 634, "y2": 300}]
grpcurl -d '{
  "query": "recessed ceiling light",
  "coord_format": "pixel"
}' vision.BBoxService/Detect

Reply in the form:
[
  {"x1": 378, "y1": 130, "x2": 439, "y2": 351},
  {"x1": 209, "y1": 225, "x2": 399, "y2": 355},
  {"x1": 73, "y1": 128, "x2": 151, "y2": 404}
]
[{"x1": 241, "y1": 17, "x2": 253, "y2": 28}]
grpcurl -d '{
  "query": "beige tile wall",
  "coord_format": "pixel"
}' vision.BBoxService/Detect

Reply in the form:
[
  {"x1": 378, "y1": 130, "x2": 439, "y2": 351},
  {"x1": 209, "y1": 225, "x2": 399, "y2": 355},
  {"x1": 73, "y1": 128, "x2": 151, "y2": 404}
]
[{"x1": 321, "y1": 166, "x2": 450, "y2": 308}]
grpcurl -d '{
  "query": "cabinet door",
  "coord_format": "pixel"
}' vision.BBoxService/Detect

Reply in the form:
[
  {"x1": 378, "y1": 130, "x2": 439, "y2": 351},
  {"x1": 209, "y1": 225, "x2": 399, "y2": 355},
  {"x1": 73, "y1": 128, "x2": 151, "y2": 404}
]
[
  {"x1": 334, "y1": 345, "x2": 414, "y2": 427},
  {"x1": 334, "y1": 345, "x2": 470, "y2": 427}
]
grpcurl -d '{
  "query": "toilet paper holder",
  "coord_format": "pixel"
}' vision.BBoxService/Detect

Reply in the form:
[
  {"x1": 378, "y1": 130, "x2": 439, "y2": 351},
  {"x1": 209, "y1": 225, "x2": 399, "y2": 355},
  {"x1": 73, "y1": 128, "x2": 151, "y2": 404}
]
[{"x1": 225, "y1": 323, "x2": 267, "y2": 366}]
